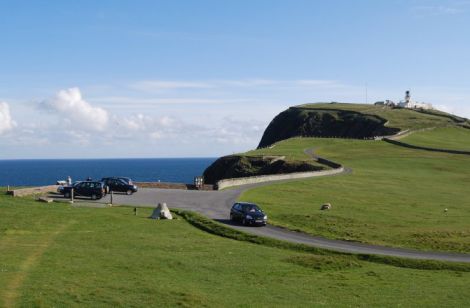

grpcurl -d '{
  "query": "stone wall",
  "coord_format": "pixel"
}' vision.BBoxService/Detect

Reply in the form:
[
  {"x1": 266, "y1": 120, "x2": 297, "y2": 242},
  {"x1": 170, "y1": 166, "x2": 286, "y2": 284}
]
[
  {"x1": 383, "y1": 138, "x2": 470, "y2": 155},
  {"x1": 8, "y1": 185, "x2": 60, "y2": 197},
  {"x1": 135, "y1": 182, "x2": 214, "y2": 191},
  {"x1": 216, "y1": 167, "x2": 344, "y2": 190}
]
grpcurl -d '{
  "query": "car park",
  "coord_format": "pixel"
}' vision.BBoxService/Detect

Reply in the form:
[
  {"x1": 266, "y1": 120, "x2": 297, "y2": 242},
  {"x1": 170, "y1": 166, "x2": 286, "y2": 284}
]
[
  {"x1": 101, "y1": 177, "x2": 138, "y2": 195},
  {"x1": 230, "y1": 202, "x2": 268, "y2": 226},
  {"x1": 61, "y1": 181, "x2": 106, "y2": 200}
]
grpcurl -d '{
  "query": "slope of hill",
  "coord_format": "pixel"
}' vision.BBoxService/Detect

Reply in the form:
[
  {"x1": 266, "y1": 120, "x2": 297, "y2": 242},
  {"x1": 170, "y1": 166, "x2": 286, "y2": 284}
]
[
  {"x1": 241, "y1": 135, "x2": 470, "y2": 253},
  {"x1": 204, "y1": 102, "x2": 470, "y2": 184},
  {"x1": 202, "y1": 154, "x2": 325, "y2": 185},
  {"x1": 3, "y1": 190, "x2": 470, "y2": 306},
  {"x1": 202, "y1": 102, "x2": 470, "y2": 252},
  {"x1": 258, "y1": 103, "x2": 469, "y2": 148},
  {"x1": 400, "y1": 126, "x2": 470, "y2": 151}
]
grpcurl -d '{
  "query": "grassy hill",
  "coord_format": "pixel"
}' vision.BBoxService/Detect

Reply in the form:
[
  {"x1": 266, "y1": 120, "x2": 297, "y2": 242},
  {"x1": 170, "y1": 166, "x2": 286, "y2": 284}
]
[
  {"x1": 241, "y1": 133, "x2": 470, "y2": 253},
  {"x1": 400, "y1": 126, "x2": 470, "y2": 151},
  {"x1": 208, "y1": 103, "x2": 470, "y2": 252},
  {"x1": 4, "y1": 103, "x2": 470, "y2": 306},
  {"x1": 204, "y1": 103, "x2": 470, "y2": 184},
  {"x1": 258, "y1": 103, "x2": 469, "y2": 148},
  {"x1": 2, "y1": 191, "x2": 470, "y2": 306}
]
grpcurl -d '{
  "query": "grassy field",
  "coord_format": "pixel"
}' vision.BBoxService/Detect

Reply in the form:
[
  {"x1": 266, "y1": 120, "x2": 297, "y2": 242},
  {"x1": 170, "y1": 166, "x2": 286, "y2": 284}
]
[
  {"x1": 241, "y1": 137, "x2": 470, "y2": 253},
  {"x1": 296, "y1": 103, "x2": 465, "y2": 131},
  {"x1": 401, "y1": 126, "x2": 470, "y2": 151},
  {"x1": 1, "y1": 192, "x2": 470, "y2": 307}
]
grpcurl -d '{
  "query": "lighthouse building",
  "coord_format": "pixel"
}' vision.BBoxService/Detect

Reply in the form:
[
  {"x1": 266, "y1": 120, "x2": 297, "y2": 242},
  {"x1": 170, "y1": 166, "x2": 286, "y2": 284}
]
[{"x1": 397, "y1": 91, "x2": 433, "y2": 110}]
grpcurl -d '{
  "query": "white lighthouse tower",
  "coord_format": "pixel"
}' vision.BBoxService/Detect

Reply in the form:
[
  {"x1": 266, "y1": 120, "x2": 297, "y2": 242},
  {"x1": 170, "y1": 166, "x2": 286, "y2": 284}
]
[
  {"x1": 398, "y1": 90, "x2": 413, "y2": 108},
  {"x1": 398, "y1": 90, "x2": 433, "y2": 110},
  {"x1": 404, "y1": 90, "x2": 411, "y2": 105}
]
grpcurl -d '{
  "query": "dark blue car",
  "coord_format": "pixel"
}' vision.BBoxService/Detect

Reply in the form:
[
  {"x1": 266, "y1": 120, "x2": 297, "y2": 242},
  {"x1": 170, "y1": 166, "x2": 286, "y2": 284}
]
[
  {"x1": 230, "y1": 202, "x2": 268, "y2": 226},
  {"x1": 61, "y1": 181, "x2": 106, "y2": 200},
  {"x1": 101, "y1": 177, "x2": 138, "y2": 195}
]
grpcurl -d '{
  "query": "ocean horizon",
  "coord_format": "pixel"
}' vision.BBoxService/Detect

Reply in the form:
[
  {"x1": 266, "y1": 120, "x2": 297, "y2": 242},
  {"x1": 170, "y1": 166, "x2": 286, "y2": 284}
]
[{"x1": 0, "y1": 157, "x2": 216, "y2": 186}]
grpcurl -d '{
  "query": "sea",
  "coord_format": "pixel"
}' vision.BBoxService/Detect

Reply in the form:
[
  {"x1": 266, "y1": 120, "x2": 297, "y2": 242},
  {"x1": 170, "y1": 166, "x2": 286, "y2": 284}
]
[{"x1": 0, "y1": 158, "x2": 216, "y2": 186}]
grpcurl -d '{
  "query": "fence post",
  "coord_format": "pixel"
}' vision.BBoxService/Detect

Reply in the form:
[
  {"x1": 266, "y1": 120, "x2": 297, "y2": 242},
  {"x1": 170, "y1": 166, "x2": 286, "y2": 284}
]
[
  {"x1": 110, "y1": 191, "x2": 113, "y2": 205},
  {"x1": 71, "y1": 188, "x2": 74, "y2": 203}
]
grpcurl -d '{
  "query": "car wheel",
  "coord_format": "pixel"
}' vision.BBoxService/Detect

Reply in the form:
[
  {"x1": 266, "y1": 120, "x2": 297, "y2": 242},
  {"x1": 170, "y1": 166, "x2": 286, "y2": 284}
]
[
  {"x1": 64, "y1": 192, "x2": 71, "y2": 198},
  {"x1": 91, "y1": 194, "x2": 97, "y2": 200},
  {"x1": 126, "y1": 190, "x2": 132, "y2": 195}
]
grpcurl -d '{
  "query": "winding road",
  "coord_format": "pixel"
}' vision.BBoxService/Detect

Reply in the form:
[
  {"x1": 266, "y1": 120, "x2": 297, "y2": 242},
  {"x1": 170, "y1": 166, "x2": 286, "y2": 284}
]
[{"x1": 68, "y1": 147, "x2": 470, "y2": 263}]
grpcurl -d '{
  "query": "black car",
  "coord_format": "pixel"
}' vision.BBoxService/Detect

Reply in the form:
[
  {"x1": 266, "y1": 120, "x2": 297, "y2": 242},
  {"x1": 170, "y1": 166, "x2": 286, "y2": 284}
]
[
  {"x1": 62, "y1": 181, "x2": 106, "y2": 200},
  {"x1": 57, "y1": 181, "x2": 82, "y2": 194},
  {"x1": 101, "y1": 177, "x2": 138, "y2": 195},
  {"x1": 230, "y1": 202, "x2": 268, "y2": 226}
]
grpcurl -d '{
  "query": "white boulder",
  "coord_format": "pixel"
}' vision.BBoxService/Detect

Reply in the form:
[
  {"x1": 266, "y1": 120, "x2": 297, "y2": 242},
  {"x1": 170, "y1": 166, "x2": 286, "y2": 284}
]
[{"x1": 150, "y1": 202, "x2": 173, "y2": 220}]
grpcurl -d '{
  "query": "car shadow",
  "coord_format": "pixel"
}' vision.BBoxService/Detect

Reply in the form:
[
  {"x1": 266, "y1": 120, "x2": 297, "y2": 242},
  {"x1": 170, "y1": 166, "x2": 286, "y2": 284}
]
[
  {"x1": 214, "y1": 219, "x2": 266, "y2": 227},
  {"x1": 47, "y1": 192, "x2": 109, "y2": 202},
  {"x1": 215, "y1": 219, "x2": 241, "y2": 226}
]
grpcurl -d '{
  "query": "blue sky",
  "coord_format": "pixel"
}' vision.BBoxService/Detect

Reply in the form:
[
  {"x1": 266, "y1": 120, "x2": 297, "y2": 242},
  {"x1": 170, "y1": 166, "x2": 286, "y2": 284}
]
[{"x1": 1, "y1": 0, "x2": 470, "y2": 158}]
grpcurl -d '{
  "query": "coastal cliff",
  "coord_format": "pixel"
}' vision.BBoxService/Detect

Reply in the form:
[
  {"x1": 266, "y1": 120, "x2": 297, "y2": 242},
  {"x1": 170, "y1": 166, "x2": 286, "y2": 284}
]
[
  {"x1": 203, "y1": 102, "x2": 470, "y2": 185},
  {"x1": 202, "y1": 155, "x2": 323, "y2": 185},
  {"x1": 257, "y1": 106, "x2": 399, "y2": 148}
]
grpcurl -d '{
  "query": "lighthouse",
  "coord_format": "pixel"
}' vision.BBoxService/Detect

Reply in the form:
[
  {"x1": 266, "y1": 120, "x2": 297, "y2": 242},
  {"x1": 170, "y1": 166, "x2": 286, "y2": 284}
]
[
  {"x1": 397, "y1": 90, "x2": 433, "y2": 110},
  {"x1": 405, "y1": 90, "x2": 411, "y2": 105}
]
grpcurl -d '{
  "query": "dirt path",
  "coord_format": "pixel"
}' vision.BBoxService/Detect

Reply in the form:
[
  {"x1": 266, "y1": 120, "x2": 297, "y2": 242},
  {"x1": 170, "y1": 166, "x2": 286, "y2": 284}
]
[{"x1": 2, "y1": 222, "x2": 74, "y2": 307}]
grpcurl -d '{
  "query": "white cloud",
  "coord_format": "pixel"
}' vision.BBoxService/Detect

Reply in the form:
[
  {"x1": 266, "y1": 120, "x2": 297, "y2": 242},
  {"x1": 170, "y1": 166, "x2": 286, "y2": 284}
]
[
  {"x1": 202, "y1": 116, "x2": 265, "y2": 146},
  {"x1": 217, "y1": 79, "x2": 279, "y2": 87},
  {"x1": 41, "y1": 87, "x2": 109, "y2": 131},
  {"x1": 434, "y1": 104, "x2": 470, "y2": 119},
  {"x1": 131, "y1": 80, "x2": 214, "y2": 91},
  {"x1": 411, "y1": 5, "x2": 463, "y2": 17},
  {"x1": 114, "y1": 114, "x2": 177, "y2": 132},
  {"x1": 295, "y1": 80, "x2": 341, "y2": 87},
  {"x1": 91, "y1": 97, "x2": 233, "y2": 106},
  {"x1": 0, "y1": 102, "x2": 16, "y2": 135},
  {"x1": 130, "y1": 78, "x2": 344, "y2": 93}
]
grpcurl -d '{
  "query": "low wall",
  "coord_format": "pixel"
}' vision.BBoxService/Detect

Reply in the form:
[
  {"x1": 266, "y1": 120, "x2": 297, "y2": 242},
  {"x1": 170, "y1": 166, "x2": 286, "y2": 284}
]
[
  {"x1": 135, "y1": 182, "x2": 214, "y2": 191},
  {"x1": 8, "y1": 185, "x2": 60, "y2": 197},
  {"x1": 216, "y1": 167, "x2": 344, "y2": 190},
  {"x1": 383, "y1": 138, "x2": 470, "y2": 155}
]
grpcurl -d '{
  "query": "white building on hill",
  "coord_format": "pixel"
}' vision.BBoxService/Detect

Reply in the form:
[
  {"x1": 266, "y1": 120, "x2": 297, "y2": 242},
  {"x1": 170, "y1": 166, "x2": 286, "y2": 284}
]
[{"x1": 397, "y1": 90, "x2": 433, "y2": 110}]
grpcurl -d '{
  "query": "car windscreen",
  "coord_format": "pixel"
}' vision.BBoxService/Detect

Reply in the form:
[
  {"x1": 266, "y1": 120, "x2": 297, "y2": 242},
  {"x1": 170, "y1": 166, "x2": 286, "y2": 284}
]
[
  {"x1": 242, "y1": 204, "x2": 261, "y2": 213},
  {"x1": 120, "y1": 178, "x2": 132, "y2": 185}
]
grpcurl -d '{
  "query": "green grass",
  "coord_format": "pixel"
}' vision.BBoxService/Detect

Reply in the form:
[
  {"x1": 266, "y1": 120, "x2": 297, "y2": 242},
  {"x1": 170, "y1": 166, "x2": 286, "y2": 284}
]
[
  {"x1": 174, "y1": 209, "x2": 470, "y2": 272},
  {"x1": 401, "y1": 126, "x2": 470, "y2": 151},
  {"x1": 2, "y1": 192, "x2": 470, "y2": 307},
  {"x1": 240, "y1": 137, "x2": 470, "y2": 253},
  {"x1": 296, "y1": 103, "x2": 465, "y2": 131}
]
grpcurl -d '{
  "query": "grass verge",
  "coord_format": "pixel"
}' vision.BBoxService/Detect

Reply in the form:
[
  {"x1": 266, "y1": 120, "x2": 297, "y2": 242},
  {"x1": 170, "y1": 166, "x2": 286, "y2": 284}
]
[
  {"x1": 2, "y1": 192, "x2": 470, "y2": 306},
  {"x1": 172, "y1": 209, "x2": 470, "y2": 272},
  {"x1": 241, "y1": 137, "x2": 470, "y2": 253}
]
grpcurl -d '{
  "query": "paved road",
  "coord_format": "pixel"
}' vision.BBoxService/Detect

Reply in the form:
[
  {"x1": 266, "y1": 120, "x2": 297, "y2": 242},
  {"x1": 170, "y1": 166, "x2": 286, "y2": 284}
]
[
  {"x1": 57, "y1": 148, "x2": 470, "y2": 263},
  {"x1": 86, "y1": 186, "x2": 470, "y2": 263}
]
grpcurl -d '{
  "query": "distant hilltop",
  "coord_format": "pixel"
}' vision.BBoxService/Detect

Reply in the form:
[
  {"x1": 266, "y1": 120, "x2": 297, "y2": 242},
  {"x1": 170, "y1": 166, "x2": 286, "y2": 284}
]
[
  {"x1": 257, "y1": 102, "x2": 469, "y2": 148},
  {"x1": 374, "y1": 90, "x2": 433, "y2": 110},
  {"x1": 203, "y1": 101, "x2": 470, "y2": 184}
]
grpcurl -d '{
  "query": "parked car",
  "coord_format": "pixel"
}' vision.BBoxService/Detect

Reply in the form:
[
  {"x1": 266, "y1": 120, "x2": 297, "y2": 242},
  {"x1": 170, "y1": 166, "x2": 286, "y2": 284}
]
[
  {"x1": 57, "y1": 181, "x2": 82, "y2": 194},
  {"x1": 101, "y1": 177, "x2": 138, "y2": 195},
  {"x1": 61, "y1": 181, "x2": 106, "y2": 200},
  {"x1": 230, "y1": 202, "x2": 268, "y2": 226},
  {"x1": 116, "y1": 177, "x2": 133, "y2": 185}
]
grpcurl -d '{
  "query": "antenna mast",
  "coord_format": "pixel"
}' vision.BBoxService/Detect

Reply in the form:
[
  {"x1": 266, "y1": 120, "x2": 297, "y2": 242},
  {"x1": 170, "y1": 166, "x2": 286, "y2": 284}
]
[{"x1": 365, "y1": 83, "x2": 368, "y2": 104}]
